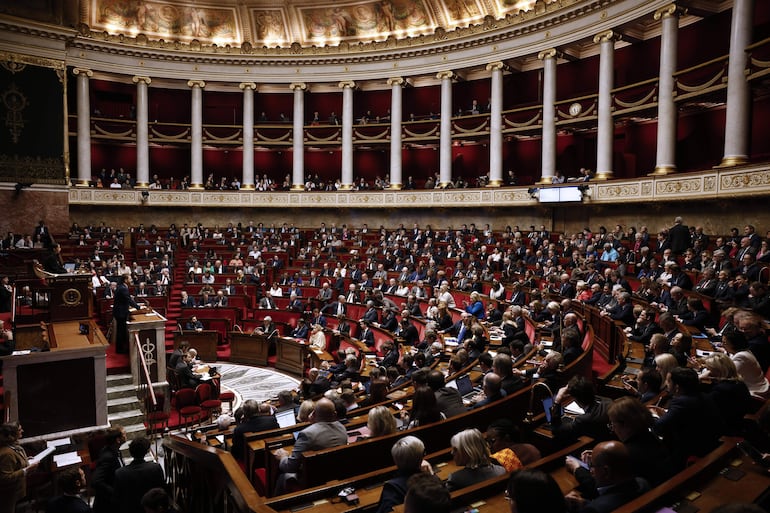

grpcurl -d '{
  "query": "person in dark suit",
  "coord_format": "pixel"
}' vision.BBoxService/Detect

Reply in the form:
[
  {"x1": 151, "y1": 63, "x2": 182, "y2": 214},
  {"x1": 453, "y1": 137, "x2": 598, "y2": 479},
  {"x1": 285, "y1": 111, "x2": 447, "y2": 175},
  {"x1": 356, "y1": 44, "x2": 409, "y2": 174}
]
[
  {"x1": 34, "y1": 220, "x2": 52, "y2": 248},
  {"x1": 625, "y1": 308, "x2": 662, "y2": 347},
  {"x1": 167, "y1": 341, "x2": 190, "y2": 369},
  {"x1": 258, "y1": 295, "x2": 277, "y2": 309},
  {"x1": 577, "y1": 441, "x2": 649, "y2": 513},
  {"x1": 378, "y1": 308, "x2": 398, "y2": 332},
  {"x1": 651, "y1": 367, "x2": 723, "y2": 470},
  {"x1": 175, "y1": 352, "x2": 202, "y2": 389},
  {"x1": 471, "y1": 373, "x2": 505, "y2": 409},
  {"x1": 291, "y1": 319, "x2": 309, "y2": 339},
  {"x1": 362, "y1": 301, "x2": 379, "y2": 324},
  {"x1": 602, "y1": 292, "x2": 634, "y2": 327},
  {"x1": 322, "y1": 295, "x2": 347, "y2": 316},
  {"x1": 113, "y1": 274, "x2": 139, "y2": 354},
  {"x1": 45, "y1": 467, "x2": 91, "y2": 513},
  {"x1": 274, "y1": 398, "x2": 347, "y2": 494},
  {"x1": 0, "y1": 276, "x2": 12, "y2": 313},
  {"x1": 677, "y1": 297, "x2": 710, "y2": 332},
  {"x1": 358, "y1": 321, "x2": 375, "y2": 347},
  {"x1": 231, "y1": 400, "x2": 279, "y2": 462},
  {"x1": 113, "y1": 437, "x2": 164, "y2": 513},
  {"x1": 184, "y1": 316, "x2": 204, "y2": 331},
  {"x1": 334, "y1": 314, "x2": 351, "y2": 337},
  {"x1": 668, "y1": 217, "x2": 690, "y2": 255},
  {"x1": 43, "y1": 243, "x2": 67, "y2": 274},
  {"x1": 427, "y1": 370, "x2": 467, "y2": 418},
  {"x1": 179, "y1": 290, "x2": 196, "y2": 308},
  {"x1": 551, "y1": 376, "x2": 613, "y2": 444},
  {"x1": 91, "y1": 427, "x2": 127, "y2": 513}
]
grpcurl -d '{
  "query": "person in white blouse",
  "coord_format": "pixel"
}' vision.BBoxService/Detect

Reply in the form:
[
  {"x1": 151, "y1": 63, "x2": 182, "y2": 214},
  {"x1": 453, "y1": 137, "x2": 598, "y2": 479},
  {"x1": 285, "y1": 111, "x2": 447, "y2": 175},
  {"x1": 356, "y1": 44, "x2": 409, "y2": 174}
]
[
  {"x1": 309, "y1": 324, "x2": 327, "y2": 351},
  {"x1": 721, "y1": 329, "x2": 770, "y2": 399}
]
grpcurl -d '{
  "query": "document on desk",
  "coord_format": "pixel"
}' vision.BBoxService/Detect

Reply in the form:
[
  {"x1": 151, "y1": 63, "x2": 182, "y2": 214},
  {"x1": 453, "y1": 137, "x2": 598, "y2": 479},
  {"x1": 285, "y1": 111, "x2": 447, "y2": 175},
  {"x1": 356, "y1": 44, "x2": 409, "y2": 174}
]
[
  {"x1": 53, "y1": 451, "x2": 82, "y2": 467},
  {"x1": 564, "y1": 401, "x2": 585, "y2": 416},
  {"x1": 29, "y1": 446, "x2": 56, "y2": 465},
  {"x1": 46, "y1": 437, "x2": 71, "y2": 449}
]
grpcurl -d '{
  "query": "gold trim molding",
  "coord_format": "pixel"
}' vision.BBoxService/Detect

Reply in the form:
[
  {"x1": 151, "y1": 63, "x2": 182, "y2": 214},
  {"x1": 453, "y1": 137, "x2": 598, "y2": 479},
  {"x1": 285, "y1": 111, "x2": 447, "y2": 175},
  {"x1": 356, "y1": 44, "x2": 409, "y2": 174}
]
[{"x1": 0, "y1": 52, "x2": 65, "y2": 71}]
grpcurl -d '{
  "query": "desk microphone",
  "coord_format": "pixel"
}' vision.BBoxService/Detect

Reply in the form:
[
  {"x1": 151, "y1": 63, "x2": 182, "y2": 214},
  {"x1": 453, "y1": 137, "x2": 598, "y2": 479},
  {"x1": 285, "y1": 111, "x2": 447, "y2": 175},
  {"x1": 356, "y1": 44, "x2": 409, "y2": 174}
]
[
  {"x1": 177, "y1": 323, "x2": 184, "y2": 333},
  {"x1": 234, "y1": 324, "x2": 244, "y2": 333}
]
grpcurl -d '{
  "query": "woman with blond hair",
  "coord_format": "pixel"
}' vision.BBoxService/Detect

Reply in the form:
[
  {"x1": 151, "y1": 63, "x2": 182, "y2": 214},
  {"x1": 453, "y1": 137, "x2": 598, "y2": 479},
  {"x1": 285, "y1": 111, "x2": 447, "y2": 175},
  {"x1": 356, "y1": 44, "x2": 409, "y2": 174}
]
[
  {"x1": 446, "y1": 428, "x2": 505, "y2": 491},
  {"x1": 309, "y1": 324, "x2": 327, "y2": 351}
]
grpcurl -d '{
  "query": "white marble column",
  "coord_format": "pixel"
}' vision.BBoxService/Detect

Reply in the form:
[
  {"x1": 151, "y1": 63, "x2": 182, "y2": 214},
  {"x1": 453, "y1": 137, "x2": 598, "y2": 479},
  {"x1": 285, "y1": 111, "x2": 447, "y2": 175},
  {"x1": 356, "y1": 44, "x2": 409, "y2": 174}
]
[
  {"x1": 487, "y1": 62, "x2": 504, "y2": 187},
  {"x1": 721, "y1": 0, "x2": 754, "y2": 166},
  {"x1": 437, "y1": 71, "x2": 455, "y2": 187},
  {"x1": 290, "y1": 83, "x2": 306, "y2": 190},
  {"x1": 594, "y1": 31, "x2": 619, "y2": 180},
  {"x1": 240, "y1": 82, "x2": 257, "y2": 190},
  {"x1": 538, "y1": 49, "x2": 557, "y2": 184},
  {"x1": 187, "y1": 80, "x2": 205, "y2": 189},
  {"x1": 132, "y1": 76, "x2": 151, "y2": 188},
  {"x1": 339, "y1": 81, "x2": 355, "y2": 190},
  {"x1": 653, "y1": 4, "x2": 682, "y2": 175},
  {"x1": 73, "y1": 68, "x2": 93, "y2": 187},
  {"x1": 388, "y1": 77, "x2": 404, "y2": 189}
]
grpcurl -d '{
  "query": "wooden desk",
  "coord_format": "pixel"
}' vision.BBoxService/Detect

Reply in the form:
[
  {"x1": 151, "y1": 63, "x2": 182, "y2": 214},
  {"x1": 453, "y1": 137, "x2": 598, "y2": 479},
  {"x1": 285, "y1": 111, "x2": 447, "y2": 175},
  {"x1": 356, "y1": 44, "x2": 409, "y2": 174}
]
[
  {"x1": 229, "y1": 331, "x2": 270, "y2": 366},
  {"x1": 174, "y1": 330, "x2": 219, "y2": 362},
  {"x1": 275, "y1": 337, "x2": 313, "y2": 376},
  {"x1": 1, "y1": 320, "x2": 108, "y2": 439}
]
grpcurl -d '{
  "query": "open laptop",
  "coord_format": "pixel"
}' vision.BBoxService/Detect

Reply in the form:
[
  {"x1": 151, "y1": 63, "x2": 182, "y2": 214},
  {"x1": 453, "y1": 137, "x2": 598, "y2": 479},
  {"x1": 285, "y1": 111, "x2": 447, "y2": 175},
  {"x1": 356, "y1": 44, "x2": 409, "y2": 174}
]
[
  {"x1": 454, "y1": 374, "x2": 482, "y2": 400},
  {"x1": 275, "y1": 409, "x2": 297, "y2": 429},
  {"x1": 542, "y1": 396, "x2": 561, "y2": 429}
]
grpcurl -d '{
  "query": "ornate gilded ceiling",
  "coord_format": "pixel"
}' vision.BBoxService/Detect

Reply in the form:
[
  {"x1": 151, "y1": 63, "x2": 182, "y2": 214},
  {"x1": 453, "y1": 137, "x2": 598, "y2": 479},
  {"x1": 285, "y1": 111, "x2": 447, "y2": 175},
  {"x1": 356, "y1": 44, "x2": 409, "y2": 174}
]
[{"x1": 86, "y1": 0, "x2": 538, "y2": 48}]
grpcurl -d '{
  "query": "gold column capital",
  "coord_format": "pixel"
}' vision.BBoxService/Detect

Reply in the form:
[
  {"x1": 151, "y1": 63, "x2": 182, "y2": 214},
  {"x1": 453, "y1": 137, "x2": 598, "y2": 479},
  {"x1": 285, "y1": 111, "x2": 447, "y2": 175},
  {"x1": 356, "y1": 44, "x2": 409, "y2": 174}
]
[
  {"x1": 72, "y1": 68, "x2": 93, "y2": 78},
  {"x1": 436, "y1": 71, "x2": 455, "y2": 81},
  {"x1": 654, "y1": 3, "x2": 686, "y2": 20},
  {"x1": 537, "y1": 48, "x2": 558, "y2": 61},
  {"x1": 289, "y1": 82, "x2": 307, "y2": 91},
  {"x1": 187, "y1": 80, "x2": 206, "y2": 89},
  {"x1": 593, "y1": 30, "x2": 621, "y2": 44},
  {"x1": 239, "y1": 82, "x2": 257, "y2": 91},
  {"x1": 132, "y1": 76, "x2": 152, "y2": 85},
  {"x1": 387, "y1": 77, "x2": 404, "y2": 87},
  {"x1": 338, "y1": 80, "x2": 356, "y2": 89},
  {"x1": 486, "y1": 61, "x2": 505, "y2": 72}
]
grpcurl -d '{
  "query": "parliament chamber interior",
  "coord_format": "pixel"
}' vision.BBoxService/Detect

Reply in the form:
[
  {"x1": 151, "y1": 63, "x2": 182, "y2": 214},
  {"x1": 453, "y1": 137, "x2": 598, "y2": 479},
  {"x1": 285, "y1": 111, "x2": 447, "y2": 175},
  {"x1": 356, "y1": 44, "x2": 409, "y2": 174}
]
[{"x1": 2, "y1": 0, "x2": 770, "y2": 512}]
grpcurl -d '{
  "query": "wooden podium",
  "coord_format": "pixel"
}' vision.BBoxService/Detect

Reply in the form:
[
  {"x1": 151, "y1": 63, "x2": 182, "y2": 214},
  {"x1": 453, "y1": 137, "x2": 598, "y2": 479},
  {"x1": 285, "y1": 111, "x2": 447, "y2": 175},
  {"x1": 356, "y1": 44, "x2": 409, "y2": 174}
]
[
  {"x1": 229, "y1": 331, "x2": 270, "y2": 366},
  {"x1": 30, "y1": 266, "x2": 92, "y2": 322},
  {"x1": 0, "y1": 320, "x2": 108, "y2": 439},
  {"x1": 128, "y1": 309, "x2": 169, "y2": 386},
  {"x1": 174, "y1": 330, "x2": 219, "y2": 362},
  {"x1": 274, "y1": 337, "x2": 332, "y2": 376}
]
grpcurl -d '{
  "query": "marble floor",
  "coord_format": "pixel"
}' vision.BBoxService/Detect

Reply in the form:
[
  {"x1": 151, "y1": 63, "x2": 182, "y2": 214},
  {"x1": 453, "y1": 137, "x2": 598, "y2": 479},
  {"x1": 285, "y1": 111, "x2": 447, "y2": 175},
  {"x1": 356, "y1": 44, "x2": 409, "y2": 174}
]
[{"x1": 215, "y1": 362, "x2": 300, "y2": 412}]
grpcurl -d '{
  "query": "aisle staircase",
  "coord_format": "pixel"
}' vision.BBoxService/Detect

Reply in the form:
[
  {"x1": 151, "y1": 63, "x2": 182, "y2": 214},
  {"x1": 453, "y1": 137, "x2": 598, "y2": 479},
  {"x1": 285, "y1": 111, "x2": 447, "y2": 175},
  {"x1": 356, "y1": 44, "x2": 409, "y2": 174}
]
[
  {"x1": 106, "y1": 373, "x2": 146, "y2": 439},
  {"x1": 164, "y1": 248, "x2": 189, "y2": 353}
]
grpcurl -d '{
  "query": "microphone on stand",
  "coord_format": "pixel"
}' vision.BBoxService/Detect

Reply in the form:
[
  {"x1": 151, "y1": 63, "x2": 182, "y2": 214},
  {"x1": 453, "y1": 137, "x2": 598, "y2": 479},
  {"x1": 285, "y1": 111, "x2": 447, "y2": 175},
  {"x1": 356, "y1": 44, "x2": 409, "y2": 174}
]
[{"x1": 234, "y1": 324, "x2": 244, "y2": 333}]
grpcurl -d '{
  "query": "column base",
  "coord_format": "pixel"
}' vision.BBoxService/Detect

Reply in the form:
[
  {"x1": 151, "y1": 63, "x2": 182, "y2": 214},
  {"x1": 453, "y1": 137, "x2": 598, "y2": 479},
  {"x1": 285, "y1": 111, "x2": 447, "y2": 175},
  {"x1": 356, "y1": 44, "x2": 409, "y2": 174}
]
[
  {"x1": 290, "y1": 184, "x2": 305, "y2": 191},
  {"x1": 135, "y1": 182, "x2": 149, "y2": 189},
  {"x1": 389, "y1": 183, "x2": 403, "y2": 190},
  {"x1": 241, "y1": 184, "x2": 256, "y2": 190},
  {"x1": 75, "y1": 180, "x2": 91, "y2": 187},
  {"x1": 486, "y1": 180, "x2": 502, "y2": 187},
  {"x1": 338, "y1": 184, "x2": 354, "y2": 190},
  {"x1": 716, "y1": 156, "x2": 748, "y2": 168},
  {"x1": 536, "y1": 177, "x2": 554, "y2": 185},
  {"x1": 439, "y1": 181, "x2": 452, "y2": 189},
  {"x1": 649, "y1": 165, "x2": 676, "y2": 176},
  {"x1": 188, "y1": 184, "x2": 205, "y2": 190},
  {"x1": 593, "y1": 172, "x2": 613, "y2": 181}
]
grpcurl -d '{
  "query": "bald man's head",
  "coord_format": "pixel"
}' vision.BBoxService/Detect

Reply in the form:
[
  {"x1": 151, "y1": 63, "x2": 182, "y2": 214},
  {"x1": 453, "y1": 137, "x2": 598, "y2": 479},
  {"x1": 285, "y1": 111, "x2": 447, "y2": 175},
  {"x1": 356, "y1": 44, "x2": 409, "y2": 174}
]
[
  {"x1": 591, "y1": 440, "x2": 632, "y2": 486},
  {"x1": 311, "y1": 398, "x2": 337, "y2": 423}
]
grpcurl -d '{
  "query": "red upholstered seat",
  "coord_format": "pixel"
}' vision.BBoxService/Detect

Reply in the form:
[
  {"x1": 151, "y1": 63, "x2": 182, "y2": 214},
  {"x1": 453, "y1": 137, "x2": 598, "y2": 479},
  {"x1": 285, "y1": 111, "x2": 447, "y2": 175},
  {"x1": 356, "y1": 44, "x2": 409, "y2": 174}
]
[
  {"x1": 196, "y1": 382, "x2": 222, "y2": 421},
  {"x1": 175, "y1": 388, "x2": 202, "y2": 430}
]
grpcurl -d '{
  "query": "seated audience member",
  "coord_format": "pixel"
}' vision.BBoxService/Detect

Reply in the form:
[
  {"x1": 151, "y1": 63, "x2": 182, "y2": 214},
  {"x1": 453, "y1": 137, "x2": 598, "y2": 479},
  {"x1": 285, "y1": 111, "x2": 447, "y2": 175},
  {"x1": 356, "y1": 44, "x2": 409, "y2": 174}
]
[
  {"x1": 231, "y1": 400, "x2": 279, "y2": 462},
  {"x1": 486, "y1": 418, "x2": 541, "y2": 469},
  {"x1": 309, "y1": 324, "x2": 327, "y2": 350},
  {"x1": 291, "y1": 319, "x2": 309, "y2": 339},
  {"x1": 506, "y1": 470, "x2": 567, "y2": 513},
  {"x1": 697, "y1": 353, "x2": 753, "y2": 435},
  {"x1": 140, "y1": 488, "x2": 178, "y2": 513},
  {"x1": 184, "y1": 316, "x2": 204, "y2": 331},
  {"x1": 376, "y1": 436, "x2": 432, "y2": 513},
  {"x1": 364, "y1": 406, "x2": 397, "y2": 440},
  {"x1": 735, "y1": 311, "x2": 770, "y2": 373},
  {"x1": 471, "y1": 372, "x2": 505, "y2": 409},
  {"x1": 624, "y1": 368, "x2": 663, "y2": 403},
  {"x1": 625, "y1": 308, "x2": 661, "y2": 347},
  {"x1": 427, "y1": 370, "x2": 466, "y2": 418},
  {"x1": 493, "y1": 353, "x2": 524, "y2": 395},
  {"x1": 113, "y1": 437, "x2": 165, "y2": 513},
  {"x1": 403, "y1": 473, "x2": 450, "y2": 513},
  {"x1": 46, "y1": 467, "x2": 91, "y2": 513},
  {"x1": 273, "y1": 398, "x2": 347, "y2": 494},
  {"x1": 551, "y1": 376, "x2": 613, "y2": 444},
  {"x1": 651, "y1": 367, "x2": 723, "y2": 470},
  {"x1": 670, "y1": 332, "x2": 693, "y2": 367},
  {"x1": 445, "y1": 428, "x2": 506, "y2": 491},
  {"x1": 568, "y1": 441, "x2": 649, "y2": 513},
  {"x1": 561, "y1": 329, "x2": 584, "y2": 366},
  {"x1": 168, "y1": 341, "x2": 190, "y2": 369},
  {"x1": 404, "y1": 386, "x2": 445, "y2": 428},
  {"x1": 568, "y1": 397, "x2": 672, "y2": 500},
  {"x1": 175, "y1": 352, "x2": 203, "y2": 389},
  {"x1": 676, "y1": 297, "x2": 710, "y2": 332},
  {"x1": 721, "y1": 329, "x2": 770, "y2": 399}
]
